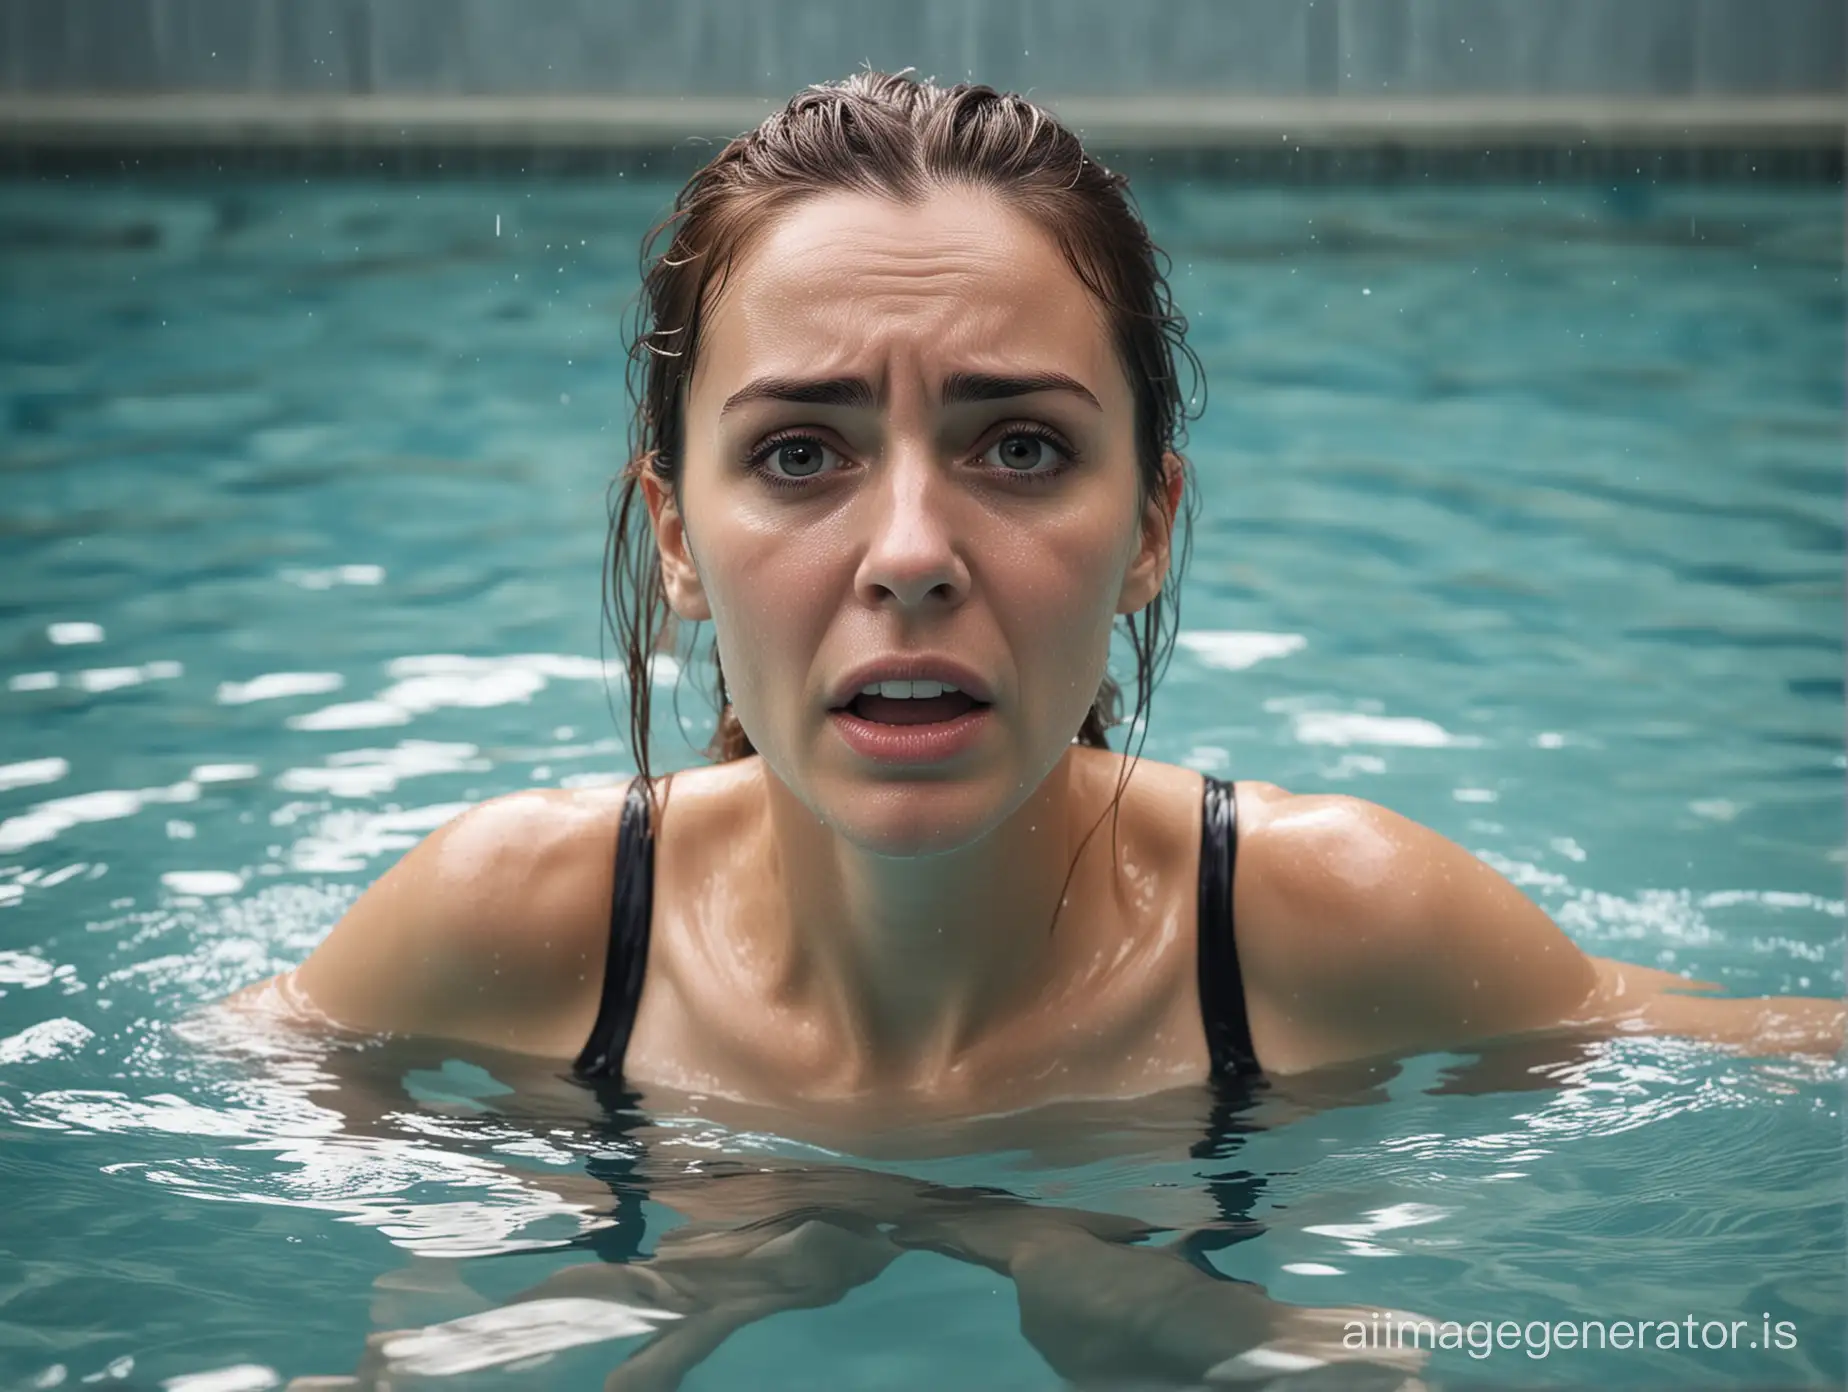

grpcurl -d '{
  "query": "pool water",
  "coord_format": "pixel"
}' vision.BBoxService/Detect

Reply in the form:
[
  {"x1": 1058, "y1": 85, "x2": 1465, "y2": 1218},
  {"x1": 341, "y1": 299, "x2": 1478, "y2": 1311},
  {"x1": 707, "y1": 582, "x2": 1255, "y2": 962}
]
[{"x1": 0, "y1": 176, "x2": 1841, "y2": 1390}]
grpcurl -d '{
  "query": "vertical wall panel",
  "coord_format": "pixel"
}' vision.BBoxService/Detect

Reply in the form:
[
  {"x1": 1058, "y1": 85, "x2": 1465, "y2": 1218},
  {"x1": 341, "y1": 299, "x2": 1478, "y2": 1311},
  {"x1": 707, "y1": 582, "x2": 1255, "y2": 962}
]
[
  {"x1": 273, "y1": 0, "x2": 369, "y2": 94},
  {"x1": 1337, "y1": 0, "x2": 1413, "y2": 95},
  {"x1": 9, "y1": 0, "x2": 77, "y2": 91},
  {"x1": 372, "y1": 0, "x2": 467, "y2": 95},
  {"x1": 0, "y1": 0, "x2": 1839, "y2": 96},
  {"x1": 150, "y1": 0, "x2": 262, "y2": 92},
  {"x1": 61, "y1": 0, "x2": 160, "y2": 90},
  {"x1": 1696, "y1": 0, "x2": 1846, "y2": 94}
]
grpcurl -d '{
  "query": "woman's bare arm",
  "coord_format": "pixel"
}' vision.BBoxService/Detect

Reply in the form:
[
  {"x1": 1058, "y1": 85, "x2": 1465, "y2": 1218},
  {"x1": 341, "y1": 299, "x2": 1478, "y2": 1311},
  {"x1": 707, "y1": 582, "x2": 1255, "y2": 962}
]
[
  {"x1": 1233, "y1": 784, "x2": 1843, "y2": 1072},
  {"x1": 1585, "y1": 955, "x2": 1845, "y2": 1055}
]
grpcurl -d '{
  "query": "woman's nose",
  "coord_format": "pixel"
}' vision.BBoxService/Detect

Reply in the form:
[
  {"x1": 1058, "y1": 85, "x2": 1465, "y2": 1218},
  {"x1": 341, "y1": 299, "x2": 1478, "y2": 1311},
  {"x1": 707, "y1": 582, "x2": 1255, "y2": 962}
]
[{"x1": 853, "y1": 453, "x2": 970, "y2": 611}]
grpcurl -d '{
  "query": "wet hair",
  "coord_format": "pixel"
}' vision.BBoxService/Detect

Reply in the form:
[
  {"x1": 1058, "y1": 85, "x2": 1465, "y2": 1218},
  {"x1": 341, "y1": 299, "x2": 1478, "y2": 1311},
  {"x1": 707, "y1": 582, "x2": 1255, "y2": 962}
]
[{"x1": 606, "y1": 69, "x2": 1201, "y2": 789}]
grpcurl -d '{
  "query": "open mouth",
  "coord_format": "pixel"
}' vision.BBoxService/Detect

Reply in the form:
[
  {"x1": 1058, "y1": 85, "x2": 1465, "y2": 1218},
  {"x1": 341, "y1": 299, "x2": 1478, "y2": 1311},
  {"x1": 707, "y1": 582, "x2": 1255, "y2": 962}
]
[
  {"x1": 826, "y1": 672, "x2": 996, "y2": 764},
  {"x1": 839, "y1": 679, "x2": 988, "y2": 726}
]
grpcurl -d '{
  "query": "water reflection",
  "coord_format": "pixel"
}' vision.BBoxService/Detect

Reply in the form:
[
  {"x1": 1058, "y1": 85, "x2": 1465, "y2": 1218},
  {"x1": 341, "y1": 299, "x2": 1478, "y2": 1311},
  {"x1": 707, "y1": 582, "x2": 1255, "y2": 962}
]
[
  {"x1": 171, "y1": 1010, "x2": 1757, "y2": 1389},
  {"x1": 3, "y1": 981, "x2": 1833, "y2": 1388},
  {"x1": 151, "y1": 1013, "x2": 1456, "y2": 1390}
]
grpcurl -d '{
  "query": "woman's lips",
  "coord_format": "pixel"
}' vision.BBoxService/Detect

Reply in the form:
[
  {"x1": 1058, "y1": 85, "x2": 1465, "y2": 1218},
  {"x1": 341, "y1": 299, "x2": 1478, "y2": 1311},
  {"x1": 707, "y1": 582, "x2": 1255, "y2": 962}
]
[{"x1": 828, "y1": 693, "x2": 993, "y2": 764}]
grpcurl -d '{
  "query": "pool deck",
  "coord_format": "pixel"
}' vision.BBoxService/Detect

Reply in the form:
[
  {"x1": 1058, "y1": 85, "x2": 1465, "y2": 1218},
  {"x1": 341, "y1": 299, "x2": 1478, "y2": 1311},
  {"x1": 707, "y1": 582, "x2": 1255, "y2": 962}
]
[{"x1": 0, "y1": 92, "x2": 1840, "y2": 151}]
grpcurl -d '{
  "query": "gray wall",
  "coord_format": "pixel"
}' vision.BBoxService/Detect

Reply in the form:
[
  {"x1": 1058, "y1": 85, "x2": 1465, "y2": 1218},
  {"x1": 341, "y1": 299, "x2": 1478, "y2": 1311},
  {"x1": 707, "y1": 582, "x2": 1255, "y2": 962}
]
[{"x1": 3, "y1": 0, "x2": 1843, "y2": 98}]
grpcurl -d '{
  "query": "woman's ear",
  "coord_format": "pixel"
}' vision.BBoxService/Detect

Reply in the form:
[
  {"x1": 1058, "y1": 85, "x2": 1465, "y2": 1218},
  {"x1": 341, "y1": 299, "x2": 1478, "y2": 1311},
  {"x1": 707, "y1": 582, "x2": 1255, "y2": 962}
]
[
  {"x1": 641, "y1": 469, "x2": 713, "y2": 622},
  {"x1": 1116, "y1": 451, "x2": 1185, "y2": 615}
]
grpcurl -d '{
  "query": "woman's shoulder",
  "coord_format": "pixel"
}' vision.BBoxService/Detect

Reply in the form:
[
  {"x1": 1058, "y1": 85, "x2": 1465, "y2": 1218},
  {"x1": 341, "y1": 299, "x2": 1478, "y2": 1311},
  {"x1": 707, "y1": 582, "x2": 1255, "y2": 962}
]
[
  {"x1": 1066, "y1": 745, "x2": 1294, "y2": 838},
  {"x1": 444, "y1": 779, "x2": 635, "y2": 859},
  {"x1": 1093, "y1": 758, "x2": 1490, "y2": 1002},
  {"x1": 1212, "y1": 775, "x2": 1602, "y2": 1073},
  {"x1": 400, "y1": 780, "x2": 637, "y2": 923},
  {"x1": 278, "y1": 780, "x2": 635, "y2": 1055},
  {"x1": 1212, "y1": 773, "x2": 1465, "y2": 966}
]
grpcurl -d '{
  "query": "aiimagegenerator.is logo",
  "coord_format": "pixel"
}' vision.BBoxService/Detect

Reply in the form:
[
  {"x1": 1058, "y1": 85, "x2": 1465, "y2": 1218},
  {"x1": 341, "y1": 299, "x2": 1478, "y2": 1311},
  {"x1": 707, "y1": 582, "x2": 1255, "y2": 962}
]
[{"x1": 1342, "y1": 1311, "x2": 1801, "y2": 1361}]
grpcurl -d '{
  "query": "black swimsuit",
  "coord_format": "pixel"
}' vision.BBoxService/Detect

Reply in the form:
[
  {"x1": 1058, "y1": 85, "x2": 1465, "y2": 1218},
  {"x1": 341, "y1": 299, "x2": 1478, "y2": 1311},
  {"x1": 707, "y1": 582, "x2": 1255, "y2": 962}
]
[{"x1": 573, "y1": 773, "x2": 1260, "y2": 1082}]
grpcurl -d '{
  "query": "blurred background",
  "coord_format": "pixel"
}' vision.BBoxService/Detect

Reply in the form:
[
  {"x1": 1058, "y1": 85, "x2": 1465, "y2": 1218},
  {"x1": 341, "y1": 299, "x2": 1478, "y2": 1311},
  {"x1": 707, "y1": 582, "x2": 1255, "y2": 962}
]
[
  {"x1": 1, "y1": 0, "x2": 1842, "y2": 174},
  {"x1": 0, "y1": 6, "x2": 1844, "y2": 1391}
]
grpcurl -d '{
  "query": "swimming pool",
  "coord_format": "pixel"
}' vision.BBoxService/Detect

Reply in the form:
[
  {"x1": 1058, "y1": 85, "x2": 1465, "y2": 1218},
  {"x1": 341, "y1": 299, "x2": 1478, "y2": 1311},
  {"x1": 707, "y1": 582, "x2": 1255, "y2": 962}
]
[{"x1": 0, "y1": 176, "x2": 1841, "y2": 1389}]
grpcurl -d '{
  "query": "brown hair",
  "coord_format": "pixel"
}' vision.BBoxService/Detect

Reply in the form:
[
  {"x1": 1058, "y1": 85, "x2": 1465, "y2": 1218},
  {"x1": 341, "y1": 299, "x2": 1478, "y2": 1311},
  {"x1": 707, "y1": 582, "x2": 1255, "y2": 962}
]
[{"x1": 606, "y1": 70, "x2": 1201, "y2": 788}]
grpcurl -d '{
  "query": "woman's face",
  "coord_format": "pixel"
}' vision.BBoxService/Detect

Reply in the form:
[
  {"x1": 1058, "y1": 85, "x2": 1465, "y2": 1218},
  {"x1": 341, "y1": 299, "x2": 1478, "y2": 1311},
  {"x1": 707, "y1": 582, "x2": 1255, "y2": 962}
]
[{"x1": 648, "y1": 187, "x2": 1175, "y2": 856}]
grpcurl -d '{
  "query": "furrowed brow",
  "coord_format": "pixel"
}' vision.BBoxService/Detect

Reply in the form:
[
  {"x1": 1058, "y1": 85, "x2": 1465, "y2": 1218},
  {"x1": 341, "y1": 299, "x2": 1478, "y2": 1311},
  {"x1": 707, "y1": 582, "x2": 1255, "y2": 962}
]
[
  {"x1": 719, "y1": 376, "x2": 878, "y2": 415},
  {"x1": 941, "y1": 372, "x2": 1101, "y2": 410}
]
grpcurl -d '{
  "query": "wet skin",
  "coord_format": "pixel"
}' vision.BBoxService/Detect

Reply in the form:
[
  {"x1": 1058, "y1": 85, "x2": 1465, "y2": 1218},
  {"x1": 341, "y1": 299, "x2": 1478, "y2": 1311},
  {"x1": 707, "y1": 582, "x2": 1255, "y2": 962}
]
[{"x1": 259, "y1": 186, "x2": 1840, "y2": 1107}]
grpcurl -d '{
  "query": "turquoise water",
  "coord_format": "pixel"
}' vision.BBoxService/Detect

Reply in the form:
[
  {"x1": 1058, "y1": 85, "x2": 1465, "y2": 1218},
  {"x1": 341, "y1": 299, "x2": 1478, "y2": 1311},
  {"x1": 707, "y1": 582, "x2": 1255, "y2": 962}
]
[{"x1": 0, "y1": 178, "x2": 1842, "y2": 1390}]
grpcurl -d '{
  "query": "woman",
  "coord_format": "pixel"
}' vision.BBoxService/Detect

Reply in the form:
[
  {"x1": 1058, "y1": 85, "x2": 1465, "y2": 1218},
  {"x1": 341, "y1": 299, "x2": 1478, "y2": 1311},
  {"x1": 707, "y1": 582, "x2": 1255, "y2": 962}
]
[{"x1": 241, "y1": 71, "x2": 1842, "y2": 1113}]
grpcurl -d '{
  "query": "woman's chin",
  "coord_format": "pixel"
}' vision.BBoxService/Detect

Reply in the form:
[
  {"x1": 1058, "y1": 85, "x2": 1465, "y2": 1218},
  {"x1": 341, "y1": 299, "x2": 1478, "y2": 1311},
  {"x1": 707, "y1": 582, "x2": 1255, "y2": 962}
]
[{"x1": 810, "y1": 777, "x2": 1024, "y2": 860}]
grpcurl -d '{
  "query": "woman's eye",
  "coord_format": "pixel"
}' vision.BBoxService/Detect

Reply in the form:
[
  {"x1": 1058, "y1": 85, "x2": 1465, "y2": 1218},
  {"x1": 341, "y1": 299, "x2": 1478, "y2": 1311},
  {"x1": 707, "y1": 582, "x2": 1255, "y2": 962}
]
[
  {"x1": 984, "y1": 432, "x2": 1067, "y2": 474},
  {"x1": 760, "y1": 437, "x2": 839, "y2": 480}
]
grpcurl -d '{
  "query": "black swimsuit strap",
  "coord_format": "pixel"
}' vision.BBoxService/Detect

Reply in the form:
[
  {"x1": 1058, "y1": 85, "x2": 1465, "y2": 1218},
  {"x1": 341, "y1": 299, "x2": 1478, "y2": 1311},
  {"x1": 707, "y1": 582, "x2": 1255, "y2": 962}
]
[
  {"x1": 574, "y1": 773, "x2": 1259, "y2": 1081},
  {"x1": 1197, "y1": 775, "x2": 1261, "y2": 1079},
  {"x1": 573, "y1": 778, "x2": 655, "y2": 1079}
]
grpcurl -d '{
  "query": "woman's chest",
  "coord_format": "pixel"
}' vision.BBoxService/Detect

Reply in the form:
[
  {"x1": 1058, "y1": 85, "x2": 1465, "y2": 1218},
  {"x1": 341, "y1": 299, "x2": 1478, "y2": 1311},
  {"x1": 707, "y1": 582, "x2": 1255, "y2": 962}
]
[{"x1": 624, "y1": 882, "x2": 1211, "y2": 1108}]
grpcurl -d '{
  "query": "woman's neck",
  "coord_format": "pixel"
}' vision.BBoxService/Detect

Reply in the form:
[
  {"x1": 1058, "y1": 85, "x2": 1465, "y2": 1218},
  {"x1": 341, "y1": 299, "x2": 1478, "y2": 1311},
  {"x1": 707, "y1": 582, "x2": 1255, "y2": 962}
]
[{"x1": 756, "y1": 751, "x2": 1105, "y2": 1090}]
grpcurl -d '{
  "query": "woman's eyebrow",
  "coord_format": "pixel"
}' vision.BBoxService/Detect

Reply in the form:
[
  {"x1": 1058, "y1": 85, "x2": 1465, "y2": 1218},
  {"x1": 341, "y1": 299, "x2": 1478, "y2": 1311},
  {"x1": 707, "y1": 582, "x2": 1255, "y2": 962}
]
[
  {"x1": 720, "y1": 376, "x2": 877, "y2": 415},
  {"x1": 719, "y1": 371, "x2": 1101, "y2": 416},
  {"x1": 942, "y1": 371, "x2": 1101, "y2": 410}
]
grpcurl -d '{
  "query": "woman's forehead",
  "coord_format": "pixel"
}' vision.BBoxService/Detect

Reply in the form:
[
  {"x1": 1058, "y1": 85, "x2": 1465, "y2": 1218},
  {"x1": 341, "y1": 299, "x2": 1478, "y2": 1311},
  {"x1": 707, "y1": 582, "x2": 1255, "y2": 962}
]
[{"x1": 690, "y1": 189, "x2": 1121, "y2": 407}]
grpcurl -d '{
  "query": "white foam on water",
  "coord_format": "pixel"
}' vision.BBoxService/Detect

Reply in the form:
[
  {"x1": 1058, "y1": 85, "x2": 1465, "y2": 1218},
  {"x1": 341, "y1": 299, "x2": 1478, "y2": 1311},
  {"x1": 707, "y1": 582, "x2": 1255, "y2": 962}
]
[
  {"x1": 0, "y1": 1018, "x2": 95, "y2": 1065},
  {"x1": 1291, "y1": 711, "x2": 1481, "y2": 748},
  {"x1": 160, "y1": 1365, "x2": 278, "y2": 1392},
  {"x1": 216, "y1": 672, "x2": 344, "y2": 705},
  {"x1": 1177, "y1": 630, "x2": 1307, "y2": 671},
  {"x1": 161, "y1": 871, "x2": 246, "y2": 897},
  {"x1": 0, "y1": 758, "x2": 69, "y2": 792},
  {"x1": 378, "y1": 1297, "x2": 681, "y2": 1376}
]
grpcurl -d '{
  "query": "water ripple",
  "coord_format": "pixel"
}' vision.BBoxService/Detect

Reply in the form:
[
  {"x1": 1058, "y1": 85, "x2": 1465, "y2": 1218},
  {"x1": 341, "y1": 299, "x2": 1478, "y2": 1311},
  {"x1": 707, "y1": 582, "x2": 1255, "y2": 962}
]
[{"x1": 0, "y1": 178, "x2": 1838, "y2": 1389}]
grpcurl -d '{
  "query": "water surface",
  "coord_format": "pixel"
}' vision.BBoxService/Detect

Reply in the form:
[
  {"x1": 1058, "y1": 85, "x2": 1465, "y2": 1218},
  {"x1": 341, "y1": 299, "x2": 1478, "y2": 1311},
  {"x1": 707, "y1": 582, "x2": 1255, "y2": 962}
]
[{"x1": 0, "y1": 177, "x2": 1841, "y2": 1389}]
